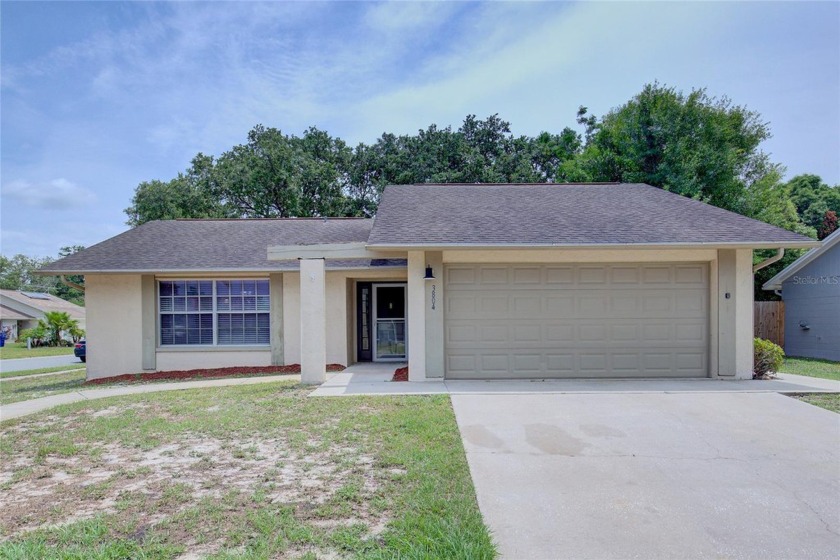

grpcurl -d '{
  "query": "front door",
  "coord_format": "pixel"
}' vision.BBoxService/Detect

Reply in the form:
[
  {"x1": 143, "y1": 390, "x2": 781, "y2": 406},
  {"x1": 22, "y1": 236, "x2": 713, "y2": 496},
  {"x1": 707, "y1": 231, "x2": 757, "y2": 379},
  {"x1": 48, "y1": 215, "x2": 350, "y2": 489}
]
[{"x1": 373, "y1": 284, "x2": 406, "y2": 361}]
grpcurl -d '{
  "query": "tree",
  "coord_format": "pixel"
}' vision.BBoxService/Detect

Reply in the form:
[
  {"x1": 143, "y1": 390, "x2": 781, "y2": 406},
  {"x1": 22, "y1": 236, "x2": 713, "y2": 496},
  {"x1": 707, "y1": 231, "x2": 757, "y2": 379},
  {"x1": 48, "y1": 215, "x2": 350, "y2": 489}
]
[
  {"x1": 0, "y1": 247, "x2": 86, "y2": 306},
  {"x1": 818, "y1": 210, "x2": 838, "y2": 240},
  {"x1": 52, "y1": 246, "x2": 86, "y2": 306},
  {"x1": 125, "y1": 154, "x2": 230, "y2": 226},
  {"x1": 211, "y1": 125, "x2": 354, "y2": 218},
  {"x1": 785, "y1": 174, "x2": 840, "y2": 231},
  {"x1": 0, "y1": 254, "x2": 54, "y2": 292},
  {"x1": 579, "y1": 83, "x2": 773, "y2": 213}
]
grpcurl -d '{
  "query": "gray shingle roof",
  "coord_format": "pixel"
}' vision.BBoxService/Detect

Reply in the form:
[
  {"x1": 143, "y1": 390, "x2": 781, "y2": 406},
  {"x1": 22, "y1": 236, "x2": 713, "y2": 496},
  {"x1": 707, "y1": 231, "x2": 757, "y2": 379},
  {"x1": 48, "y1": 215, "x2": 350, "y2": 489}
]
[
  {"x1": 39, "y1": 218, "x2": 406, "y2": 273},
  {"x1": 0, "y1": 290, "x2": 86, "y2": 320},
  {"x1": 367, "y1": 183, "x2": 817, "y2": 248}
]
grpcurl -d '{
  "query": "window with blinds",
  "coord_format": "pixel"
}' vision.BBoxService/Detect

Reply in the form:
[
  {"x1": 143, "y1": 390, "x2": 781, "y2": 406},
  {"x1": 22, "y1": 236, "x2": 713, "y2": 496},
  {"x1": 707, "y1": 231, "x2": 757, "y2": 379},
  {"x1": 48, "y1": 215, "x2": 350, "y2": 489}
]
[{"x1": 159, "y1": 279, "x2": 270, "y2": 346}]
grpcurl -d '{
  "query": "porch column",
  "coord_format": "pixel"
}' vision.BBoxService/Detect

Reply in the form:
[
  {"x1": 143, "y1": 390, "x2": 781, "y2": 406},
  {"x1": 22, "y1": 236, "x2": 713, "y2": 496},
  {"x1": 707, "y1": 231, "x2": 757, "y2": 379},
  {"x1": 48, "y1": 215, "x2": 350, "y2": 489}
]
[
  {"x1": 407, "y1": 251, "x2": 427, "y2": 381},
  {"x1": 269, "y1": 273, "x2": 284, "y2": 366},
  {"x1": 299, "y1": 258, "x2": 326, "y2": 384},
  {"x1": 718, "y1": 249, "x2": 754, "y2": 379}
]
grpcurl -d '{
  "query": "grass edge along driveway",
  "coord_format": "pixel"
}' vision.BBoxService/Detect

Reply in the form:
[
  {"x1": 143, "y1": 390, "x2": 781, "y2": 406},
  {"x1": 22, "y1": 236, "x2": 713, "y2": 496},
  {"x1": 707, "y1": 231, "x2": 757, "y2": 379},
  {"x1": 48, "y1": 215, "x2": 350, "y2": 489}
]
[{"x1": 0, "y1": 382, "x2": 496, "y2": 559}]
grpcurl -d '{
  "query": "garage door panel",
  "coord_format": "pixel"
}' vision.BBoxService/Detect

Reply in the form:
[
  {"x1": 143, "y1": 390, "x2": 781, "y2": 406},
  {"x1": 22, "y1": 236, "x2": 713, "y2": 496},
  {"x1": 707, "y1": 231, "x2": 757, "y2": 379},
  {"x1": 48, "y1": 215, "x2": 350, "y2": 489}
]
[
  {"x1": 513, "y1": 325, "x2": 542, "y2": 343},
  {"x1": 578, "y1": 266, "x2": 608, "y2": 284},
  {"x1": 480, "y1": 326, "x2": 508, "y2": 343},
  {"x1": 513, "y1": 296, "x2": 542, "y2": 317},
  {"x1": 445, "y1": 263, "x2": 709, "y2": 379},
  {"x1": 611, "y1": 266, "x2": 641, "y2": 284},
  {"x1": 675, "y1": 264, "x2": 707, "y2": 283},
  {"x1": 513, "y1": 267, "x2": 541, "y2": 284},
  {"x1": 480, "y1": 267, "x2": 509, "y2": 284},
  {"x1": 642, "y1": 266, "x2": 673, "y2": 283},
  {"x1": 546, "y1": 267, "x2": 574, "y2": 284}
]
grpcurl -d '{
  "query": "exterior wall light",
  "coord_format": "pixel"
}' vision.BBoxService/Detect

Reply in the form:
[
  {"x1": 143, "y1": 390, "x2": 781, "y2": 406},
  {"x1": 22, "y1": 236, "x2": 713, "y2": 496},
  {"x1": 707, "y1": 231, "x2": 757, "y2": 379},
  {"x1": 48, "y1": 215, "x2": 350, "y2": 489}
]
[{"x1": 424, "y1": 265, "x2": 435, "y2": 280}]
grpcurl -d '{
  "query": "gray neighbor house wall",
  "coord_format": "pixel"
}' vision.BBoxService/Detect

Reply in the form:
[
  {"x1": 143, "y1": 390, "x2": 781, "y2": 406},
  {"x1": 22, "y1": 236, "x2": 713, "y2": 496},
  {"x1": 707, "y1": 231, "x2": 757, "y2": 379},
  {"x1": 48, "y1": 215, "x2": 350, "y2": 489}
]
[{"x1": 779, "y1": 240, "x2": 840, "y2": 361}]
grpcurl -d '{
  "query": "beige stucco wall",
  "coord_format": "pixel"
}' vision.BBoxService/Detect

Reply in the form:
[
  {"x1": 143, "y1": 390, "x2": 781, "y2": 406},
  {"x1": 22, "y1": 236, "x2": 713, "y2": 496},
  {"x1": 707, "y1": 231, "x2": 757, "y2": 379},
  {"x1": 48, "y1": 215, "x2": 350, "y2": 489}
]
[
  {"x1": 156, "y1": 350, "x2": 271, "y2": 371},
  {"x1": 715, "y1": 249, "x2": 756, "y2": 378},
  {"x1": 86, "y1": 274, "x2": 144, "y2": 380}
]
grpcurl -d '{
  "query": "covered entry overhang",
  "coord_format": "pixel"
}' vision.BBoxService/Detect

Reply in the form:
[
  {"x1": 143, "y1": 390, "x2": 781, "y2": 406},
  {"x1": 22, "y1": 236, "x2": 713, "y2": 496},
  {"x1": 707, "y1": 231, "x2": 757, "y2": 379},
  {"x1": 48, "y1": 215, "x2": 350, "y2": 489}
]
[{"x1": 268, "y1": 242, "x2": 416, "y2": 384}]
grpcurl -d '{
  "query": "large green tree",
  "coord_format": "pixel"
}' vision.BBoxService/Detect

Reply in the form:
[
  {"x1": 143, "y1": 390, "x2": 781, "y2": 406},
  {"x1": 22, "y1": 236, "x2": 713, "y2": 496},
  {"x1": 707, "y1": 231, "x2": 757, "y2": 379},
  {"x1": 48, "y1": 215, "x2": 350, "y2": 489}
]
[
  {"x1": 578, "y1": 83, "x2": 772, "y2": 212},
  {"x1": 210, "y1": 125, "x2": 354, "y2": 218},
  {"x1": 785, "y1": 174, "x2": 840, "y2": 237},
  {"x1": 0, "y1": 254, "x2": 53, "y2": 292},
  {"x1": 125, "y1": 154, "x2": 230, "y2": 226}
]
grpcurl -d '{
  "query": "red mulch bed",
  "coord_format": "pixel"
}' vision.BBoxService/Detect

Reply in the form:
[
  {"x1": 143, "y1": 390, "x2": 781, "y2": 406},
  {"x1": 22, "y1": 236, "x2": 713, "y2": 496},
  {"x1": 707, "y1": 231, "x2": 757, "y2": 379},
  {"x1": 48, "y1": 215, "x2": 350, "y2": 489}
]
[
  {"x1": 84, "y1": 364, "x2": 346, "y2": 385},
  {"x1": 392, "y1": 366, "x2": 408, "y2": 382}
]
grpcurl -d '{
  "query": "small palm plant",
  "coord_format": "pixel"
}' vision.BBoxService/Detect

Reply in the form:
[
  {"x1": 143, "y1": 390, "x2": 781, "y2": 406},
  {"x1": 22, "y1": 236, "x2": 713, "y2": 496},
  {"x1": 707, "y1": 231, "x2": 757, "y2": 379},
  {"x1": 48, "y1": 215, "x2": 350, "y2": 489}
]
[{"x1": 40, "y1": 311, "x2": 82, "y2": 347}]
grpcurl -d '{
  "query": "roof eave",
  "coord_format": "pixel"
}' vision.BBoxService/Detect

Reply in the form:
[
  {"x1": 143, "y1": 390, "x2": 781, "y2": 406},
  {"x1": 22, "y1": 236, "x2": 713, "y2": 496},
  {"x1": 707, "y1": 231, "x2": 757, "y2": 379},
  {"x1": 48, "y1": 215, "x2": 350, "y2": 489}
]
[
  {"x1": 365, "y1": 241, "x2": 821, "y2": 251},
  {"x1": 36, "y1": 265, "x2": 409, "y2": 275},
  {"x1": 762, "y1": 229, "x2": 840, "y2": 291}
]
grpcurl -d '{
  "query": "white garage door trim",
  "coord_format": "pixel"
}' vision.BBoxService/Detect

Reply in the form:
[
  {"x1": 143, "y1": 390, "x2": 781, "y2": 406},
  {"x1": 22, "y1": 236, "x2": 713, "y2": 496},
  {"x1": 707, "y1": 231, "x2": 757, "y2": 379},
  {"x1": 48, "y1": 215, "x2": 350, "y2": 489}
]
[{"x1": 445, "y1": 263, "x2": 709, "y2": 379}]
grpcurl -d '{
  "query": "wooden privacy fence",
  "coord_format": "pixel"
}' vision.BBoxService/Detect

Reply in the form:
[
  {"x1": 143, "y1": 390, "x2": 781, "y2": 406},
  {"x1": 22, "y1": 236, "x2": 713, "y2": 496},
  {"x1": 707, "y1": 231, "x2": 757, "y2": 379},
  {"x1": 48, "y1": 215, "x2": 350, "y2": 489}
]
[{"x1": 754, "y1": 301, "x2": 785, "y2": 347}]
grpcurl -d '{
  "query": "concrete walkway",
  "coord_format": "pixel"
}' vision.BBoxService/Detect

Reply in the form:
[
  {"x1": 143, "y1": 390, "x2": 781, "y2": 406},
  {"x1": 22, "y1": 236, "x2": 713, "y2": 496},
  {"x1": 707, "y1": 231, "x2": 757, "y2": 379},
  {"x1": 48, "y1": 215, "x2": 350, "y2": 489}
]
[
  {"x1": 0, "y1": 374, "x2": 301, "y2": 422},
  {"x1": 311, "y1": 366, "x2": 840, "y2": 396},
  {"x1": 0, "y1": 354, "x2": 81, "y2": 374}
]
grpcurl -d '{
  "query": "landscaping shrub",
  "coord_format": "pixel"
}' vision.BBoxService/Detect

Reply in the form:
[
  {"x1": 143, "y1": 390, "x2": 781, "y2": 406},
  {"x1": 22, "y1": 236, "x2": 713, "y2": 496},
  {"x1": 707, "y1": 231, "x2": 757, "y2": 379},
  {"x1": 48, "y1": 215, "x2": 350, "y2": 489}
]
[{"x1": 754, "y1": 337, "x2": 784, "y2": 379}]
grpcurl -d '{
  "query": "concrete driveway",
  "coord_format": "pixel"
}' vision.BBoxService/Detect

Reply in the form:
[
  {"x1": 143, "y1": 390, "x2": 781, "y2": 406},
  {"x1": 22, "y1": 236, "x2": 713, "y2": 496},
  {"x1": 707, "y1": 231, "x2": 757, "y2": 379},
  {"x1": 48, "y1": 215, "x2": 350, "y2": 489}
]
[{"x1": 452, "y1": 392, "x2": 840, "y2": 559}]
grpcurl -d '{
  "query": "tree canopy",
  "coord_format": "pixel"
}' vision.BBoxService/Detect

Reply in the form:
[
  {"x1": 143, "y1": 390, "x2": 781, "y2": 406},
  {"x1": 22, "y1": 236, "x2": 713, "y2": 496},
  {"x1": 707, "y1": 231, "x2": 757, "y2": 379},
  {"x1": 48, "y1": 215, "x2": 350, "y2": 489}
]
[
  {"x1": 120, "y1": 82, "x2": 838, "y2": 299},
  {"x1": 0, "y1": 246, "x2": 86, "y2": 306}
]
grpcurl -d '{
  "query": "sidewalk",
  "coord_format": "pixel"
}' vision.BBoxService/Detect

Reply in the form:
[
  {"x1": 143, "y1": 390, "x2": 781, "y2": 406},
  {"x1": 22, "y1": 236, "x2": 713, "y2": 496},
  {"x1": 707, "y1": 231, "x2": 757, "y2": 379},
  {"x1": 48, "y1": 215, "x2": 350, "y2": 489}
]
[
  {"x1": 311, "y1": 367, "x2": 840, "y2": 397},
  {"x1": 1, "y1": 374, "x2": 301, "y2": 422}
]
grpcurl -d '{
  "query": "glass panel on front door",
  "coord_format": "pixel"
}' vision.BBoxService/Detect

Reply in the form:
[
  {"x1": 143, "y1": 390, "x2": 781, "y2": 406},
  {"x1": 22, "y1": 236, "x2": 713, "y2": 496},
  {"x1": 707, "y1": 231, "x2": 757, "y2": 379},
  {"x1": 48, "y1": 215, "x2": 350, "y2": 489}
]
[{"x1": 374, "y1": 285, "x2": 406, "y2": 361}]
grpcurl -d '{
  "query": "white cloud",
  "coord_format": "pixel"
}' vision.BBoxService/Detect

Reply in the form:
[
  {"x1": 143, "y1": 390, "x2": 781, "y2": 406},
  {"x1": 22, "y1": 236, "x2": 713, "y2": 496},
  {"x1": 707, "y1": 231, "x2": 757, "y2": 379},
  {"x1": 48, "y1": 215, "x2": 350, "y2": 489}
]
[
  {"x1": 1, "y1": 178, "x2": 98, "y2": 210},
  {"x1": 363, "y1": 2, "x2": 459, "y2": 33}
]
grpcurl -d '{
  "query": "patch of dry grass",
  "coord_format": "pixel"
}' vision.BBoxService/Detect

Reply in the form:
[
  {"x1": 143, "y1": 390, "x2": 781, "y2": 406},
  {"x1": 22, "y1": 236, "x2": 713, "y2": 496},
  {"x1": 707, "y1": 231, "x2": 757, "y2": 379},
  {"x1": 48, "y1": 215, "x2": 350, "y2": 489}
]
[{"x1": 0, "y1": 382, "x2": 495, "y2": 559}]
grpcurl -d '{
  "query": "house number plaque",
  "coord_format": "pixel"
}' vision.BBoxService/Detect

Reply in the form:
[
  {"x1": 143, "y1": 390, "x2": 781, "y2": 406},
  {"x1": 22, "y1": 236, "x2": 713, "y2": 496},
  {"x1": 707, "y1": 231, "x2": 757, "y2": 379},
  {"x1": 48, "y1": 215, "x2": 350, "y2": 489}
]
[{"x1": 431, "y1": 285, "x2": 437, "y2": 310}]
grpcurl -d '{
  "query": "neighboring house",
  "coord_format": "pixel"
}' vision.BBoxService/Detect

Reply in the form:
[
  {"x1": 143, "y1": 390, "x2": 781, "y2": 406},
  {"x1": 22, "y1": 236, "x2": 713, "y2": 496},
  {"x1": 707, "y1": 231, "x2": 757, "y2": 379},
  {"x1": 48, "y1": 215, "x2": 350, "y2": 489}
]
[
  {"x1": 0, "y1": 289, "x2": 86, "y2": 341},
  {"x1": 763, "y1": 228, "x2": 840, "y2": 361},
  {"x1": 40, "y1": 183, "x2": 817, "y2": 382}
]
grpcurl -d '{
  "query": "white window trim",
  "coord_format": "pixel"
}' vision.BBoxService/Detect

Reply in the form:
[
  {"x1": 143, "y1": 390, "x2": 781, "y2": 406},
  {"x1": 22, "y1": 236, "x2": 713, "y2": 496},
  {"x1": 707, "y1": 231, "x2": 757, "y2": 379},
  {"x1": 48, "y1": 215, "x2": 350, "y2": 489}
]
[{"x1": 157, "y1": 278, "x2": 270, "y2": 349}]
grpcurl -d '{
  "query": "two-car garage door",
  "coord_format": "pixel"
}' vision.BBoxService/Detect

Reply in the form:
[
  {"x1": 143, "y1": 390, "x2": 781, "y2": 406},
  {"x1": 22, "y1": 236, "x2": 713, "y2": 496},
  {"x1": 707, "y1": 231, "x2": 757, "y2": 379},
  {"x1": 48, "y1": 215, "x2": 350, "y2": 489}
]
[{"x1": 445, "y1": 263, "x2": 709, "y2": 379}]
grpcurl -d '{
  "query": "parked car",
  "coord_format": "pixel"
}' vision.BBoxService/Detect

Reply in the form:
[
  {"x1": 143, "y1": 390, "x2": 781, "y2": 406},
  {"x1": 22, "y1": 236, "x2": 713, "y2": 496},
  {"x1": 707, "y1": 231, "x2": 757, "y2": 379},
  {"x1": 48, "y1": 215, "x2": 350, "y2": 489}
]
[{"x1": 74, "y1": 339, "x2": 86, "y2": 363}]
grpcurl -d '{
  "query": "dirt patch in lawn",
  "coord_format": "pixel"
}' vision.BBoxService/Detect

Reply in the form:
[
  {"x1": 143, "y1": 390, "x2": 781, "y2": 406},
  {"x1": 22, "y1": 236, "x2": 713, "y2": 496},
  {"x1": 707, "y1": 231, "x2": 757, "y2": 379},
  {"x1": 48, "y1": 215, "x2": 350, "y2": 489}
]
[
  {"x1": 84, "y1": 363, "x2": 346, "y2": 385},
  {"x1": 0, "y1": 434, "x2": 383, "y2": 549}
]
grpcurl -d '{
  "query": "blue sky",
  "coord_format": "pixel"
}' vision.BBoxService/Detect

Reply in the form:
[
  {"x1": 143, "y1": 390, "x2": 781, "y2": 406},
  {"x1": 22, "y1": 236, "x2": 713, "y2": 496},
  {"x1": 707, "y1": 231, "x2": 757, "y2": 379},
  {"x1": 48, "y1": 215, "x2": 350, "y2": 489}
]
[{"x1": 1, "y1": 1, "x2": 838, "y2": 258}]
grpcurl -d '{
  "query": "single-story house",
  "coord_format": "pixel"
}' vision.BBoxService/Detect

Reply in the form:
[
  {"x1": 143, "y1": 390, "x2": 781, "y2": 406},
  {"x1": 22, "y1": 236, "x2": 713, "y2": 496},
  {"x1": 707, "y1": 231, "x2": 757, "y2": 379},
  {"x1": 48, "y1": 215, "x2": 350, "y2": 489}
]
[
  {"x1": 40, "y1": 183, "x2": 818, "y2": 383},
  {"x1": 0, "y1": 289, "x2": 86, "y2": 342},
  {"x1": 763, "y1": 228, "x2": 840, "y2": 361}
]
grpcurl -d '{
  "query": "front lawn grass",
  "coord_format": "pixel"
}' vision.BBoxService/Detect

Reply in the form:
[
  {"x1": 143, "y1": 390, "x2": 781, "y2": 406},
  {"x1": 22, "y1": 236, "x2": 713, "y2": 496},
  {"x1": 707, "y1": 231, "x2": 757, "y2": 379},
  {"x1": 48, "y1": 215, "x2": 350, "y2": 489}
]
[
  {"x1": 791, "y1": 393, "x2": 840, "y2": 413},
  {"x1": 0, "y1": 370, "x2": 87, "y2": 405},
  {"x1": 781, "y1": 357, "x2": 840, "y2": 381},
  {"x1": 0, "y1": 370, "x2": 299, "y2": 406},
  {"x1": 1, "y1": 364, "x2": 86, "y2": 380},
  {"x1": 0, "y1": 382, "x2": 496, "y2": 559},
  {"x1": 0, "y1": 343, "x2": 75, "y2": 360}
]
